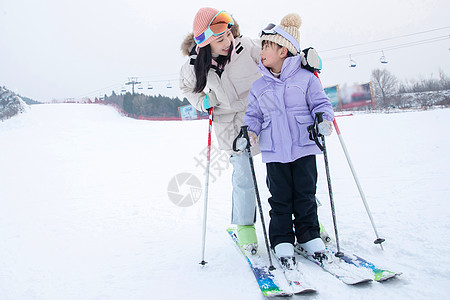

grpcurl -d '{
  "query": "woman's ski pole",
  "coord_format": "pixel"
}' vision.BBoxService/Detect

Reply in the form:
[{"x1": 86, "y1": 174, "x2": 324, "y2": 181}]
[
  {"x1": 233, "y1": 126, "x2": 275, "y2": 270},
  {"x1": 308, "y1": 112, "x2": 344, "y2": 258},
  {"x1": 332, "y1": 119, "x2": 385, "y2": 249},
  {"x1": 200, "y1": 108, "x2": 213, "y2": 266}
]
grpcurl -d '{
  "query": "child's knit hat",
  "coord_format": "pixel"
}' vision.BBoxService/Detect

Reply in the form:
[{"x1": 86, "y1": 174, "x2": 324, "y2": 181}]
[{"x1": 261, "y1": 13, "x2": 302, "y2": 56}]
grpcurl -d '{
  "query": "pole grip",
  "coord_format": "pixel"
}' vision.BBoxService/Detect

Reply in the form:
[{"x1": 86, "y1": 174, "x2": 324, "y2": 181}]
[
  {"x1": 316, "y1": 112, "x2": 324, "y2": 124},
  {"x1": 241, "y1": 125, "x2": 251, "y2": 150},
  {"x1": 232, "y1": 125, "x2": 251, "y2": 152},
  {"x1": 307, "y1": 112, "x2": 325, "y2": 151}
]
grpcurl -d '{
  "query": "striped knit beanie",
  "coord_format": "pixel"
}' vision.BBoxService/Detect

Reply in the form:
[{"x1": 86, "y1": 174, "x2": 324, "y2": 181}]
[{"x1": 261, "y1": 13, "x2": 302, "y2": 56}]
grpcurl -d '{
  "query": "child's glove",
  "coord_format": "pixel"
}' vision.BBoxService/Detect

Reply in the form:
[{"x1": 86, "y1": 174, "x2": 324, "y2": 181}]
[
  {"x1": 318, "y1": 120, "x2": 333, "y2": 136},
  {"x1": 300, "y1": 47, "x2": 322, "y2": 73},
  {"x1": 248, "y1": 131, "x2": 258, "y2": 146},
  {"x1": 202, "y1": 91, "x2": 219, "y2": 111}
]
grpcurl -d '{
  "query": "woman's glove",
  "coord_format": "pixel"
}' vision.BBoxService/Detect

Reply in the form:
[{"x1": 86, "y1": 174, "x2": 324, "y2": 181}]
[
  {"x1": 202, "y1": 91, "x2": 219, "y2": 111},
  {"x1": 318, "y1": 120, "x2": 333, "y2": 136},
  {"x1": 235, "y1": 131, "x2": 258, "y2": 151}
]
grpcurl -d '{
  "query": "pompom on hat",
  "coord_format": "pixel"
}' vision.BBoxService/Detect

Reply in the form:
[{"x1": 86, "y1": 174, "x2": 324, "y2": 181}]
[
  {"x1": 260, "y1": 13, "x2": 302, "y2": 56},
  {"x1": 193, "y1": 7, "x2": 234, "y2": 48}
]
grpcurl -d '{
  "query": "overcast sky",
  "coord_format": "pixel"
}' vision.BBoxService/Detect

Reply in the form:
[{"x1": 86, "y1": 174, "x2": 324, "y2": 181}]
[{"x1": 1, "y1": 0, "x2": 449, "y2": 102}]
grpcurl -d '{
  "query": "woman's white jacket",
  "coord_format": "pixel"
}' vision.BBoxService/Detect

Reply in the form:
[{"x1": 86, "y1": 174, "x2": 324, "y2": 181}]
[{"x1": 179, "y1": 33, "x2": 261, "y2": 153}]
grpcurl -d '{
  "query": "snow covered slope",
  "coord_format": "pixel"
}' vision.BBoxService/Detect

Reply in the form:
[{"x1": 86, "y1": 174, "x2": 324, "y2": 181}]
[{"x1": 0, "y1": 104, "x2": 449, "y2": 299}]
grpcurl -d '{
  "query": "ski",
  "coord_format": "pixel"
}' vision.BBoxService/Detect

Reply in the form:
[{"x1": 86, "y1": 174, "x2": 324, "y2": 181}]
[
  {"x1": 329, "y1": 246, "x2": 402, "y2": 282},
  {"x1": 317, "y1": 224, "x2": 401, "y2": 282},
  {"x1": 271, "y1": 250, "x2": 316, "y2": 294},
  {"x1": 294, "y1": 243, "x2": 373, "y2": 285},
  {"x1": 227, "y1": 228, "x2": 293, "y2": 297}
]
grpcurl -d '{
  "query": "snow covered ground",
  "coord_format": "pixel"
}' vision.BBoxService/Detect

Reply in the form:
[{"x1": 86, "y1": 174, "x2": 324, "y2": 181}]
[{"x1": 1, "y1": 103, "x2": 449, "y2": 300}]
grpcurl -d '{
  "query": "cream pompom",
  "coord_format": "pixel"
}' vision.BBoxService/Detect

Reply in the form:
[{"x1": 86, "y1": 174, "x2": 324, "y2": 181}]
[{"x1": 280, "y1": 13, "x2": 302, "y2": 29}]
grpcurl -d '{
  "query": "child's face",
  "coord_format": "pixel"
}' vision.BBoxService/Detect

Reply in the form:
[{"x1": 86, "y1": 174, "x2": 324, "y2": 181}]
[
  {"x1": 210, "y1": 30, "x2": 233, "y2": 56},
  {"x1": 260, "y1": 42, "x2": 286, "y2": 73}
]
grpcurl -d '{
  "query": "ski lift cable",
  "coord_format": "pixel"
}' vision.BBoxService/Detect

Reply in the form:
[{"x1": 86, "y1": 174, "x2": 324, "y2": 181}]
[
  {"x1": 145, "y1": 78, "x2": 179, "y2": 83},
  {"x1": 324, "y1": 36, "x2": 448, "y2": 61},
  {"x1": 74, "y1": 76, "x2": 180, "y2": 100},
  {"x1": 320, "y1": 26, "x2": 450, "y2": 53},
  {"x1": 140, "y1": 73, "x2": 179, "y2": 78},
  {"x1": 139, "y1": 74, "x2": 180, "y2": 82},
  {"x1": 326, "y1": 35, "x2": 448, "y2": 59},
  {"x1": 76, "y1": 81, "x2": 125, "y2": 99}
]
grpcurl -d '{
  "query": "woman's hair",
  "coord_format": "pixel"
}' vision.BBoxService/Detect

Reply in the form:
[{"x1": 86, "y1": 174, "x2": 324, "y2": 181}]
[{"x1": 193, "y1": 42, "x2": 234, "y2": 93}]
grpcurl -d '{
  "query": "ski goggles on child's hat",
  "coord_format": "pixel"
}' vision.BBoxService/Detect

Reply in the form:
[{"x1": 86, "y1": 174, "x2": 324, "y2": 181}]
[
  {"x1": 194, "y1": 11, "x2": 234, "y2": 45},
  {"x1": 259, "y1": 23, "x2": 300, "y2": 54}
]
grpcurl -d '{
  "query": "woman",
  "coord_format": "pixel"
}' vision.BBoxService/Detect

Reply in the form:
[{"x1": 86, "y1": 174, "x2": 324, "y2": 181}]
[{"x1": 179, "y1": 7, "x2": 261, "y2": 252}]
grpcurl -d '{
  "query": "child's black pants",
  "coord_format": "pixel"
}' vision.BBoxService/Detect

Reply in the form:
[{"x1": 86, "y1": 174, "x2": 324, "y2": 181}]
[{"x1": 266, "y1": 155, "x2": 320, "y2": 248}]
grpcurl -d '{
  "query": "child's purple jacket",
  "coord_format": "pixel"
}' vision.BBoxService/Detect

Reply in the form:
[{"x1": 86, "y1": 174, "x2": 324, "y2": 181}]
[{"x1": 245, "y1": 55, "x2": 334, "y2": 163}]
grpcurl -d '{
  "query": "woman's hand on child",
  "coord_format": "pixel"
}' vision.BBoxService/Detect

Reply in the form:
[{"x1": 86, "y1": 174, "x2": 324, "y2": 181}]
[{"x1": 318, "y1": 120, "x2": 333, "y2": 136}]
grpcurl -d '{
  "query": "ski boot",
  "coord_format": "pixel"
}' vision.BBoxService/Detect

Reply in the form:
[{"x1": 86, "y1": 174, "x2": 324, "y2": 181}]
[
  {"x1": 237, "y1": 225, "x2": 258, "y2": 254},
  {"x1": 274, "y1": 243, "x2": 298, "y2": 271},
  {"x1": 274, "y1": 243, "x2": 305, "y2": 283},
  {"x1": 297, "y1": 238, "x2": 334, "y2": 264}
]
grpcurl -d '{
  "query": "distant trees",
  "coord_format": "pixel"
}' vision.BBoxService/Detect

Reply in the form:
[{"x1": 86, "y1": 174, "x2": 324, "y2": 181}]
[
  {"x1": 21, "y1": 96, "x2": 41, "y2": 105},
  {"x1": 103, "y1": 92, "x2": 190, "y2": 117},
  {"x1": 398, "y1": 69, "x2": 450, "y2": 93},
  {"x1": 370, "y1": 68, "x2": 450, "y2": 109},
  {"x1": 123, "y1": 92, "x2": 134, "y2": 114}
]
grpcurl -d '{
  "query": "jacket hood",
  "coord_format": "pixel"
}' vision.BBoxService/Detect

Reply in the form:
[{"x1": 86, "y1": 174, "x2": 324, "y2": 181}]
[{"x1": 181, "y1": 19, "x2": 241, "y2": 57}]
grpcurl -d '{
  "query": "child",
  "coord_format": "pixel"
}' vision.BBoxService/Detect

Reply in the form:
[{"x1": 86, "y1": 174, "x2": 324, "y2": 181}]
[{"x1": 244, "y1": 13, "x2": 335, "y2": 267}]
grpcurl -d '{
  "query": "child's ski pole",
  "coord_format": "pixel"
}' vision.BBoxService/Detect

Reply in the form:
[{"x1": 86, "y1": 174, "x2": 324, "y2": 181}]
[
  {"x1": 308, "y1": 112, "x2": 344, "y2": 258},
  {"x1": 312, "y1": 70, "x2": 385, "y2": 249},
  {"x1": 332, "y1": 120, "x2": 385, "y2": 249}
]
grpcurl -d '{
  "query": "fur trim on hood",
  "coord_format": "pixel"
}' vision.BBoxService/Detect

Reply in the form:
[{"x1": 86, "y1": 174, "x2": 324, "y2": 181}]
[{"x1": 181, "y1": 19, "x2": 241, "y2": 56}]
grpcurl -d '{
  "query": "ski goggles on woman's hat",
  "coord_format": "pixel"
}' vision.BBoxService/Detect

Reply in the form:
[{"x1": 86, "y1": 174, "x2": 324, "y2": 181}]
[
  {"x1": 194, "y1": 11, "x2": 234, "y2": 45},
  {"x1": 259, "y1": 23, "x2": 300, "y2": 54}
]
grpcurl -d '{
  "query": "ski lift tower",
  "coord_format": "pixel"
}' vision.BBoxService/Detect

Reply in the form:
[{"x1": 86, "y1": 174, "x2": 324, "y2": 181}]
[{"x1": 125, "y1": 77, "x2": 141, "y2": 95}]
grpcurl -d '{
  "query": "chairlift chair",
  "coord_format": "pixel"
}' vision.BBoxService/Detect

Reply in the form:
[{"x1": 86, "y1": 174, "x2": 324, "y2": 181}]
[
  {"x1": 380, "y1": 51, "x2": 388, "y2": 64},
  {"x1": 166, "y1": 82, "x2": 172, "y2": 88},
  {"x1": 349, "y1": 55, "x2": 357, "y2": 68}
]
